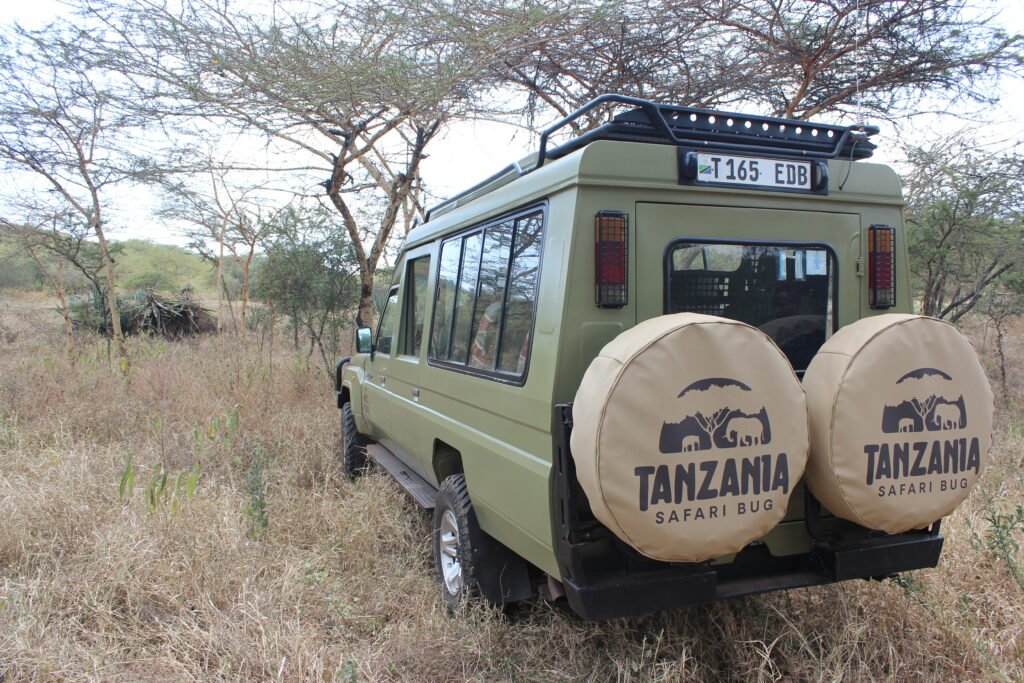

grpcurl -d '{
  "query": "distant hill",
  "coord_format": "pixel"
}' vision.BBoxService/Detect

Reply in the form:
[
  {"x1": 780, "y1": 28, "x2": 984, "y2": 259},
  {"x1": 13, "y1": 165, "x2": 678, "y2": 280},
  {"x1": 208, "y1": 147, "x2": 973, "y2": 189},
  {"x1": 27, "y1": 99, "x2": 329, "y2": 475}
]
[
  {"x1": 0, "y1": 238, "x2": 217, "y2": 297},
  {"x1": 116, "y1": 240, "x2": 216, "y2": 296}
]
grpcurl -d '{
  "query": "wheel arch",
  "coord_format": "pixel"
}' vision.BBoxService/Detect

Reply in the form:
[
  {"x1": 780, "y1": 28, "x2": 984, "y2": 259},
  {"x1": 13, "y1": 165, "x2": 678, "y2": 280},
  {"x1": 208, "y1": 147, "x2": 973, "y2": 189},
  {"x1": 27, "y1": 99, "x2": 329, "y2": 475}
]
[{"x1": 432, "y1": 440, "x2": 464, "y2": 486}]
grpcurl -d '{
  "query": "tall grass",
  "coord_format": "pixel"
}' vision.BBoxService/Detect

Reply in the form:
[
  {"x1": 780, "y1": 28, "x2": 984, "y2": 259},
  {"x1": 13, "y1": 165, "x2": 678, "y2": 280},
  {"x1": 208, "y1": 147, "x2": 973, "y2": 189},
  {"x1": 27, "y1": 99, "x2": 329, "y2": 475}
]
[{"x1": 1, "y1": 298, "x2": 1022, "y2": 682}]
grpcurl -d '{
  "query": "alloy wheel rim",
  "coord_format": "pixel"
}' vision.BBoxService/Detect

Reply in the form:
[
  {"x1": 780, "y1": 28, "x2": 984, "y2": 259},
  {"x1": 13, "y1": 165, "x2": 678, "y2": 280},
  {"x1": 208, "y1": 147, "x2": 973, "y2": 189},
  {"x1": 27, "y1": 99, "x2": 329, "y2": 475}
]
[{"x1": 439, "y1": 509, "x2": 463, "y2": 595}]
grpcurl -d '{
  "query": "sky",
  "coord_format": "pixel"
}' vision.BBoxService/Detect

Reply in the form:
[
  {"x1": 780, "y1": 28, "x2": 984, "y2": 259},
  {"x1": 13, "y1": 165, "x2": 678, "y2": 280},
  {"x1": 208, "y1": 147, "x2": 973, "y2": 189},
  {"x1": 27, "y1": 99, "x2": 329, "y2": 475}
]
[{"x1": 2, "y1": 0, "x2": 1023, "y2": 248}]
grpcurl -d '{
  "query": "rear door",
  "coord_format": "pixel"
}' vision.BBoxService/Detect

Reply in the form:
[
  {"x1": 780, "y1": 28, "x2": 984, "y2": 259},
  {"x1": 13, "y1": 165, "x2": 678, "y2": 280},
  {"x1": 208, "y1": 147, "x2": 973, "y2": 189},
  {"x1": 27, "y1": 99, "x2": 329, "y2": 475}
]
[
  {"x1": 636, "y1": 202, "x2": 859, "y2": 375},
  {"x1": 636, "y1": 202, "x2": 859, "y2": 529}
]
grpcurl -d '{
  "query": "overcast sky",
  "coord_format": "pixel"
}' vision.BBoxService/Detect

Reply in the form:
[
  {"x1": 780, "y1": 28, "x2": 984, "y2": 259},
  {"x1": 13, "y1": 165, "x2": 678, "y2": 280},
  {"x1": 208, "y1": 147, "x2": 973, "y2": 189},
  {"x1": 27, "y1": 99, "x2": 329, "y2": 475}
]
[{"x1": 2, "y1": 0, "x2": 1023, "y2": 249}]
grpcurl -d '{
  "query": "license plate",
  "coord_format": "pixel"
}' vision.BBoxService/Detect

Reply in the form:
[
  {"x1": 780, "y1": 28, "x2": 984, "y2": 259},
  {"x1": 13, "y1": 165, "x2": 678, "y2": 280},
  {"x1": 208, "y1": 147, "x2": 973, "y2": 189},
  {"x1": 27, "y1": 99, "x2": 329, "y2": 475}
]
[{"x1": 695, "y1": 153, "x2": 811, "y2": 191}]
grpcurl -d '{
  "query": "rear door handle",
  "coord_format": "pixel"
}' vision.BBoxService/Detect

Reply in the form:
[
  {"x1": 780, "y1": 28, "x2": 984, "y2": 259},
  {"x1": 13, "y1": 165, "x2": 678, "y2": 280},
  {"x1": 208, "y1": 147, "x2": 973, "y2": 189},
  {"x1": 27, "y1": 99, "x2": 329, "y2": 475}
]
[{"x1": 412, "y1": 388, "x2": 420, "y2": 401}]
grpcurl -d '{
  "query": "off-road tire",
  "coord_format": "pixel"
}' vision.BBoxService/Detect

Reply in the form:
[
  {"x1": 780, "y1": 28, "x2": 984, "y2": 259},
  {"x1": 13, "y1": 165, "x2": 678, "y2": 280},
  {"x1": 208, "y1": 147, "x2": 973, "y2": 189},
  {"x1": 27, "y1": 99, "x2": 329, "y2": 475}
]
[
  {"x1": 339, "y1": 402, "x2": 368, "y2": 479},
  {"x1": 433, "y1": 474, "x2": 486, "y2": 609}
]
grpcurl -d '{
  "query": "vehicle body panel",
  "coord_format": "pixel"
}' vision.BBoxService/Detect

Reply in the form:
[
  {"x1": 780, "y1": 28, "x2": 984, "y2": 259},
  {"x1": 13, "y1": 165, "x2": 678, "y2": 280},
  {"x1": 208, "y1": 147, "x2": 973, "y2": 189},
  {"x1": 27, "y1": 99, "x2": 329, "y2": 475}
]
[{"x1": 342, "y1": 136, "x2": 910, "y2": 595}]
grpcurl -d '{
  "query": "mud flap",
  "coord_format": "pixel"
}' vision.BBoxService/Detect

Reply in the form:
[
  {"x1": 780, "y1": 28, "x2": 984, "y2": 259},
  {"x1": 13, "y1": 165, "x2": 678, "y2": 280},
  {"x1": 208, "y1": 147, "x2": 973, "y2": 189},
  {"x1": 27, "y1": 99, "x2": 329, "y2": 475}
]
[{"x1": 476, "y1": 533, "x2": 534, "y2": 606}]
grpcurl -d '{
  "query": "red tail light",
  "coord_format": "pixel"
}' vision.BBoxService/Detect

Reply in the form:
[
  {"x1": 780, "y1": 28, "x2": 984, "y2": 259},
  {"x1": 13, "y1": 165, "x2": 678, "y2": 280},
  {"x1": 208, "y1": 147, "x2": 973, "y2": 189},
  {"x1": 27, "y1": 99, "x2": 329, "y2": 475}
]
[
  {"x1": 868, "y1": 224, "x2": 895, "y2": 309},
  {"x1": 595, "y1": 211, "x2": 628, "y2": 308}
]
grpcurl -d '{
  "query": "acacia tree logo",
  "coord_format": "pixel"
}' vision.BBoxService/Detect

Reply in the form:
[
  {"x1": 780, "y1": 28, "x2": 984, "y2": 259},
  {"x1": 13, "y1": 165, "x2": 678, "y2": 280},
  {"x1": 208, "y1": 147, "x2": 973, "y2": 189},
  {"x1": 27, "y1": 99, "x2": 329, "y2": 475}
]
[
  {"x1": 659, "y1": 377, "x2": 771, "y2": 453},
  {"x1": 881, "y1": 367, "x2": 966, "y2": 433}
]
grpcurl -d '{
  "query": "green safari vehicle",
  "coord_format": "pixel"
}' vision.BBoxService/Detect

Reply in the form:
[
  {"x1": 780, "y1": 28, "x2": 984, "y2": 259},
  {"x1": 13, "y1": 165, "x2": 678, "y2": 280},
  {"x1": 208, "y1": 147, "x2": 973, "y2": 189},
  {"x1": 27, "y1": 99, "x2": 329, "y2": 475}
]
[{"x1": 335, "y1": 95, "x2": 993, "y2": 619}]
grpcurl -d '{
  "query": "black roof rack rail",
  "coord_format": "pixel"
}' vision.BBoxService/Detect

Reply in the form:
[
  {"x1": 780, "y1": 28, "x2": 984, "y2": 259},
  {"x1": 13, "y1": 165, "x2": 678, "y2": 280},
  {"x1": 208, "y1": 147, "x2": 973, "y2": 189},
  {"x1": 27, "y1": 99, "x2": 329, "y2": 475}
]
[{"x1": 424, "y1": 94, "x2": 879, "y2": 222}]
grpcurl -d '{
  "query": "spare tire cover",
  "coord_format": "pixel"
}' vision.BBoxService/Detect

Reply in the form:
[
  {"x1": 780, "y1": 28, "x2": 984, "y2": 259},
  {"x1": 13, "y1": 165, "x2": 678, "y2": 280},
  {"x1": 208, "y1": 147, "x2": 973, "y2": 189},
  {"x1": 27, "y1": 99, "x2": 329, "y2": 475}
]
[
  {"x1": 570, "y1": 313, "x2": 808, "y2": 563},
  {"x1": 802, "y1": 314, "x2": 993, "y2": 533}
]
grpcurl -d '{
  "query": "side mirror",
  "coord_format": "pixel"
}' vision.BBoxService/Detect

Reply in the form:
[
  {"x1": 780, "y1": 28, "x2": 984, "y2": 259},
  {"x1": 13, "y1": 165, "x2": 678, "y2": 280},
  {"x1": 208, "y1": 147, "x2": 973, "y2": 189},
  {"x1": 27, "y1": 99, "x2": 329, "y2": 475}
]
[{"x1": 356, "y1": 327, "x2": 373, "y2": 355}]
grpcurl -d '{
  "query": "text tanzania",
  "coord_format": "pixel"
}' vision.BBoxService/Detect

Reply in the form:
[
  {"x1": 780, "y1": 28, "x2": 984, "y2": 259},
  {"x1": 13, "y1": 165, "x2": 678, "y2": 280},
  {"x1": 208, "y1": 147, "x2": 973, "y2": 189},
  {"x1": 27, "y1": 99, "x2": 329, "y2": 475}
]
[
  {"x1": 634, "y1": 454, "x2": 789, "y2": 512},
  {"x1": 864, "y1": 437, "x2": 980, "y2": 486}
]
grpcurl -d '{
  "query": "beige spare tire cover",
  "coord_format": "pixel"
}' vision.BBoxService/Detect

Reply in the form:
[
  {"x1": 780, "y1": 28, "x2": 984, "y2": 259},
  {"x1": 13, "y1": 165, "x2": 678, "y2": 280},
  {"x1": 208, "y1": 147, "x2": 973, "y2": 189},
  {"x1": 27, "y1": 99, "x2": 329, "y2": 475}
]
[
  {"x1": 571, "y1": 313, "x2": 808, "y2": 563},
  {"x1": 803, "y1": 314, "x2": 993, "y2": 533}
]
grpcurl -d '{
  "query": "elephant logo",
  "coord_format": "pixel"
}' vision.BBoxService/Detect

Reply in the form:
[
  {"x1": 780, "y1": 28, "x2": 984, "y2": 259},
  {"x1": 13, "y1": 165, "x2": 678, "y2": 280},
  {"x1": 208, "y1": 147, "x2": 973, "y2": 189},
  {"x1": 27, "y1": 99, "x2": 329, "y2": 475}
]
[
  {"x1": 659, "y1": 377, "x2": 771, "y2": 454},
  {"x1": 932, "y1": 402, "x2": 964, "y2": 430},
  {"x1": 727, "y1": 415, "x2": 764, "y2": 446},
  {"x1": 881, "y1": 367, "x2": 966, "y2": 434}
]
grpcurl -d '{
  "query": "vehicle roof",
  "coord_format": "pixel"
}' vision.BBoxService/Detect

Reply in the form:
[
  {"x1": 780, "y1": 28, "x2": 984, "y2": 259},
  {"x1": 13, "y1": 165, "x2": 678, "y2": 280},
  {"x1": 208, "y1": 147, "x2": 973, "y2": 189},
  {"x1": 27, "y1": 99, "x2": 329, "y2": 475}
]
[{"x1": 404, "y1": 139, "x2": 903, "y2": 250}]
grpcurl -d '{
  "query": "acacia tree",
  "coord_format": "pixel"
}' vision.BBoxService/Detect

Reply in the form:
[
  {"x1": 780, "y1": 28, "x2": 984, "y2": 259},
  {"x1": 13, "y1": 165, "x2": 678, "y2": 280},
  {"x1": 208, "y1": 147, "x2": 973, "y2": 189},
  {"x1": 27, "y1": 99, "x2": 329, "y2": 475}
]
[
  {"x1": 431, "y1": 0, "x2": 1021, "y2": 130},
  {"x1": 0, "y1": 218, "x2": 77, "y2": 356},
  {"x1": 982, "y1": 282, "x2": 1023, "y2": 401},
  {"x1": 0, "y1": 24, "x2": 146, "y2": 367},
  {"x1": 79, "y1": 0, "x2": 524, "y2": 328},
  {"x1": 1, "y1": 214, "x2": 125, "y2": 353},
  {"x1": 253, "y1": 204, "x2": 360, "y2": 373},
  {"x1": 903, "y1": 136, "x2": 1024, "y2": 322},
  {"x1": 161, "y1": 168, "x2": 274, "y2": 331},
  {"x1": 696, "y1": 0, "x2": 1021, "y2": 120}
]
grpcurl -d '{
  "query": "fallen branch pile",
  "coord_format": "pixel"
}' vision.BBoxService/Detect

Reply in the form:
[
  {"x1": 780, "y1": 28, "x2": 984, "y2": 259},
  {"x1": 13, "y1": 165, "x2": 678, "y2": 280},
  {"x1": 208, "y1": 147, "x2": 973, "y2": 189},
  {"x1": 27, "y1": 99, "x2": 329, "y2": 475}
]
[{"x1": 70, "y1": 290, "x2": 216, "y2": 339}]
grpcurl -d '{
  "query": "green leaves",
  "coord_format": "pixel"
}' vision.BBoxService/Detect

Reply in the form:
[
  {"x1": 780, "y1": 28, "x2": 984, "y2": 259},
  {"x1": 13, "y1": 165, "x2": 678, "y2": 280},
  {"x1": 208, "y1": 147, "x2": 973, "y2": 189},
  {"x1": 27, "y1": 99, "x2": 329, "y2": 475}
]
[
  {"x1": 904, "y1": 136, "x2": 1024, "y2": 322},
  {"x1": 984, "y1": 500, "x2": 1024, "y2": 589},
  {"x1": 145, "y1": 463, "x2": 169, "y2": 513},
  {"x1": 118, "y1": 453, "x2": 202, "y2": 515},
  {"x1": 245, "y1": 445, "x2": 270, "y2": 538},
  {"x1": 118, "y1": 452, "x2": 136, "y2": 501},
  {"x1": 172, "y1": 464, "x2": 203, "y2": 515}
]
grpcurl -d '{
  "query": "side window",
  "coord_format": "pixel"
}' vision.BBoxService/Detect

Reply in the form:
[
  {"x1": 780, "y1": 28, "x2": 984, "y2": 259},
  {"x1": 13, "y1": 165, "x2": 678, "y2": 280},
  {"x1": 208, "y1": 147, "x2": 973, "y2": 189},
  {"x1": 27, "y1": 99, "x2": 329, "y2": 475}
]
[
  {"x1": 498, "y1": 213, "x2": 542, "y2": 374},
  {"x1": 449, "y1": 232, "x2": 483, "y2": 364},
  {"x1": 402, "y1": 256, "x2": 431, "y2": 356},
  {"x1": 428, "y1": 207, "x2": 544, "y2": 380},
  {"x1": 375, "y1": 288, "x2": 400, "y2": 356},
  {"x1": 430, "y1": 239, "x2": 461, "y2": 359},
  {"x1": 468, "y1": 220, "x2": 513, "y2": 370}
]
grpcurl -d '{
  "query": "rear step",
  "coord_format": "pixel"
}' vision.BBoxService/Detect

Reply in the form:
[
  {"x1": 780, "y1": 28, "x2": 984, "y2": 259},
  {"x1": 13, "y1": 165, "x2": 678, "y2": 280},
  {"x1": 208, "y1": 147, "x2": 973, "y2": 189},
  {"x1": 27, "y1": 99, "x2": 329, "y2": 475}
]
[{"x1": 365, "y1": 444, "x2": 437, "y2": 509}]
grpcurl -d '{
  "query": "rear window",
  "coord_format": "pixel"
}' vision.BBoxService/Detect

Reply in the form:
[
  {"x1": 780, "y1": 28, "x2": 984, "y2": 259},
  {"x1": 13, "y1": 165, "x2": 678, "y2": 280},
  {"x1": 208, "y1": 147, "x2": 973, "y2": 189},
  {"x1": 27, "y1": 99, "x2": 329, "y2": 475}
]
[{"x1": 666, "y1": 242, "x2": 834, "y2": 372}]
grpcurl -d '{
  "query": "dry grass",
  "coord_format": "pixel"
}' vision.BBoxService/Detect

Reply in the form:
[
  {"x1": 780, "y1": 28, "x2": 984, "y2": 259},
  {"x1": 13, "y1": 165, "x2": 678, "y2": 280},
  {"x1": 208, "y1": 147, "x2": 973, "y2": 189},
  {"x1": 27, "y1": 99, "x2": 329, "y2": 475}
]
[{"x1": 1, "y1": 295, "x2": 1022, "y2": 682}]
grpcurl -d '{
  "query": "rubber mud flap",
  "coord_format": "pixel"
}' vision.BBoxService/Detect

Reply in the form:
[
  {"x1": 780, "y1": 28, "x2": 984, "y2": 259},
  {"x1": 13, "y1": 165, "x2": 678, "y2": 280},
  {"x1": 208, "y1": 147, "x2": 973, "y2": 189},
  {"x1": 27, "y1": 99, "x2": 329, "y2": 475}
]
[
  {"x1": 802, "y1": 314, "x2": 993, "y2": 533},
  {"x1": 571, "y1": 313, "x2": 808, "y2": 563}
]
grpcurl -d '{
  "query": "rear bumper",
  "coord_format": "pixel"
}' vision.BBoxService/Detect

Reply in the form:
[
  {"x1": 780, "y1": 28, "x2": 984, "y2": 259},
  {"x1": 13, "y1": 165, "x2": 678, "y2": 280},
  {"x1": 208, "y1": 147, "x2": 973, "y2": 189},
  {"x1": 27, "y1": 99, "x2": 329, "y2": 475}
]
[
  {"x1": 562, "y1": 533, "x2": 943, "y2": 620},
  {"x1": 552, "y1": 403, "x2": 945, "y2": 620}
]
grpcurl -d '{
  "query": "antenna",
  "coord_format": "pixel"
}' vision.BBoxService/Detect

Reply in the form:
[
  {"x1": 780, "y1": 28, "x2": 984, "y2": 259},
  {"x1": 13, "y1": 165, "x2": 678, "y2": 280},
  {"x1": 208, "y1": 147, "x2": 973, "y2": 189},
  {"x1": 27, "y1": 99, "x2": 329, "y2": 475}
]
[{"x1": 855, "y1": 0, "x2": 868, "y2": 128}]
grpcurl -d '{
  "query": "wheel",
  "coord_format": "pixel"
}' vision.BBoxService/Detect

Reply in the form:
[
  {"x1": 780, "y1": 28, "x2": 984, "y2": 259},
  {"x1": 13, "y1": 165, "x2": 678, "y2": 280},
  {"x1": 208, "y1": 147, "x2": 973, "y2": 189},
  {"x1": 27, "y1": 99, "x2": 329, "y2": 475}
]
[
  {"x1": 339, "y1": 402, "x2": 368, "y2": 479},
  {"x1": 433, "y1": 474, "x2": 485, "y2": 608}
]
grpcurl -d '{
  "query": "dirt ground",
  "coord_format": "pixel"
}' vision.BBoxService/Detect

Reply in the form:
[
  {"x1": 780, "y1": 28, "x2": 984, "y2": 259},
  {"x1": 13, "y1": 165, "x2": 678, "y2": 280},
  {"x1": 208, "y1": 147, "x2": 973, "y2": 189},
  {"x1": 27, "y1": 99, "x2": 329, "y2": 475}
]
[{"x1": 1, "y1": 293, "x2": 1022, "y2": 682}]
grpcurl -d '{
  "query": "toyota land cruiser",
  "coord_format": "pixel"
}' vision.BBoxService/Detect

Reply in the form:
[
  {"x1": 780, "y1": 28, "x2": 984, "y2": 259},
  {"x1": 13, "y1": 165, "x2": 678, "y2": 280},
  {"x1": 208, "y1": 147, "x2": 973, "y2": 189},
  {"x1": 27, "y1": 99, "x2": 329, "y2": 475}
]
[{"x1": 334, "y1": 95, "x2": 993, "y2": 619}]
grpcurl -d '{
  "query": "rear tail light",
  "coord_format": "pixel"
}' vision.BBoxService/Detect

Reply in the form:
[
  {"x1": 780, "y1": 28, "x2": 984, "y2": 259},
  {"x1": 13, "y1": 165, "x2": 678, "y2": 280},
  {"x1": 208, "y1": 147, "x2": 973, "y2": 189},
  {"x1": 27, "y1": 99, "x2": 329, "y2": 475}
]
[
  {"x1": 868, "y1": 224, "x2": 895, "y2": 309},
  {"x1": 595, "y1": 211, "x2": 628, "y2": 308}
]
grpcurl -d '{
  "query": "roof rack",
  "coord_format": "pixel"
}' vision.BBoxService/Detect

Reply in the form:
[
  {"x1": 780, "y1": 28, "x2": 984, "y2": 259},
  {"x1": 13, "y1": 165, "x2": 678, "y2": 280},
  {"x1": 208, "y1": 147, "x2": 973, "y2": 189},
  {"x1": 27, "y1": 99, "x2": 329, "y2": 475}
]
[{"x1": 425, "y1": 94, "x2": 879, "y2": 222}]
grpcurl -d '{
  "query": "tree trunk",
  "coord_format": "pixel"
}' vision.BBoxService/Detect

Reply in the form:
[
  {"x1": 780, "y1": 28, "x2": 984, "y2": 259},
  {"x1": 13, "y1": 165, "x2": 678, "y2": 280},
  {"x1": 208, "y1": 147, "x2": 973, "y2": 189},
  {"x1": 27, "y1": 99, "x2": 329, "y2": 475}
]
[
  {"x1": 240, "y1": 247, "x2": 255, "y2": 333},
  {"x1": 994, "y1": 316, "x2": 1009, "y2": 403},
  {"x1": 357, "y1": 270, "x2": 375, "y2": 330},
  {"x1": 216, "y1": 220, "x2": 225, "y2": 333},
  {"x1": 92, "y1": 218, "x2": 129, "y2": 372},
  {"x1": 240, "y1": 262, "x2": 250, "y2": 331}
]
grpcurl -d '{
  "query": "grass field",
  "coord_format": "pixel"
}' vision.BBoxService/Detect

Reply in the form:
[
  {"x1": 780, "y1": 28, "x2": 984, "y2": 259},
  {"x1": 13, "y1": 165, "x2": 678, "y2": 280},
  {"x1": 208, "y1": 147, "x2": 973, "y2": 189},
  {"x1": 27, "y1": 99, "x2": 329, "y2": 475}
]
[{"x1": 1, "y1": 293, "x2": 1022, "y2": 682}]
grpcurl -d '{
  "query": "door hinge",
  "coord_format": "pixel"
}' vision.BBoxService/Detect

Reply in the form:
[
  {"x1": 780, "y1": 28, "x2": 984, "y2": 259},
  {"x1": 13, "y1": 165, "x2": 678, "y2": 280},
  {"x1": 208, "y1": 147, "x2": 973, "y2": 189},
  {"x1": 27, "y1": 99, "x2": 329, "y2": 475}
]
[{"x1": 855, "y1": 257, "x2": 864, "y2": 277}]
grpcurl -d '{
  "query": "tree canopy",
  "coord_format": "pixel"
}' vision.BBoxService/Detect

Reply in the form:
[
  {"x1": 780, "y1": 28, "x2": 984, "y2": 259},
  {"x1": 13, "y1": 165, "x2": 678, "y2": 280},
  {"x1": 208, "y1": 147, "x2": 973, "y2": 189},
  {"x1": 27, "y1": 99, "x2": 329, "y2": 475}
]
[
  {"x1": 1, "y1": 0, "x2": 1023, "y2": 354},
  {"x1": 904, "y1": 135, "x2": 1024, "y2": 322}
]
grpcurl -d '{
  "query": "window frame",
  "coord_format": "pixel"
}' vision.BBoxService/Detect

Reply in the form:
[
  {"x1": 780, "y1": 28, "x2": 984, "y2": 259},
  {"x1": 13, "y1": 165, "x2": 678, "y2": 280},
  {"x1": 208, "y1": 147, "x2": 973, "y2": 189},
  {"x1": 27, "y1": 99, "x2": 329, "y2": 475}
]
[
  {"x1": 426, "y1": 201, "x2": 547, "y2": 385},
  {"x1": 662, "y1": 237, "x2": 840, "y2": 370},
  {"x1": 446, "y1": 229, "x2": 486, "y2": 365},
  {"x1": 400, "y1": 254, "x2": 433, "y2": 358},
  {"x1": 374, "y1": 285, "x2": 401, "y2": 357}
]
